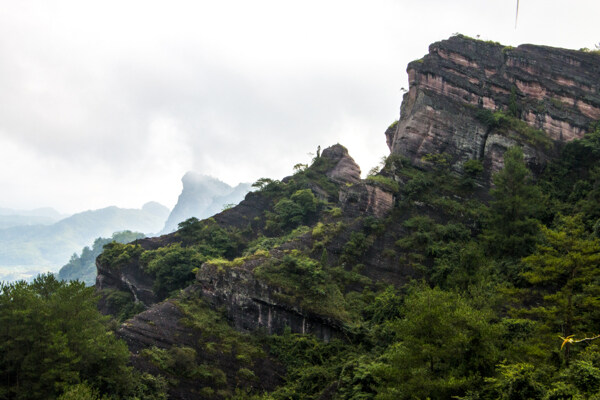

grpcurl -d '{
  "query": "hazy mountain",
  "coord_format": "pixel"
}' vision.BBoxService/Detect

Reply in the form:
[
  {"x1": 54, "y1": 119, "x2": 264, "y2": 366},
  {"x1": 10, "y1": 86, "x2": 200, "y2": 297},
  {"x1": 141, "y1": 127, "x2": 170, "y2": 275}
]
[
  {"x1": 0, "y1": 206, "x2": 66, "y2": 218},
  {"x1": 0, "y1": 207, "x2": 68, "y2": 229},
  {"x1": 161, "y1": 172, "x2": 251, "y2": 233},
  {"x1": 0, "y1": 202, "x2": 169, "y2": 281}
]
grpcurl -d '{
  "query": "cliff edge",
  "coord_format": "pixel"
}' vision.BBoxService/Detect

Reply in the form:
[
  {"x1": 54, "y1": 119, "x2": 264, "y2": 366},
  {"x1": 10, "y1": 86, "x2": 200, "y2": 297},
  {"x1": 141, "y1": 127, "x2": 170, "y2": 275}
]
[{"x1": 388, "y1": 35, "x2": 600, "y2": 177}]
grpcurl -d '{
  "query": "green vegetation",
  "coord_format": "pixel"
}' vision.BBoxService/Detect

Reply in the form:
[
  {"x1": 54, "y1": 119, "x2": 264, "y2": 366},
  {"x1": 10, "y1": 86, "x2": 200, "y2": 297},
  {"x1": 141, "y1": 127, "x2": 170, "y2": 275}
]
[
  {"x1": 102, "y1": 288, "x2": 146, "y2": 322},
  {"x1": 176, "y1": 217, "x2": 244, "y2": 257},
  {"x1": 0, "y1": 274, "x2": 167, "y2": 399},
  {"x1": 476, "y1": 108, "x2": 553, "y2": 149},
  {"x1": 255, "y1": 250, "x2": 353, "y2": 322},
  {"x1": 140, "y1": 244, "x2": 206, "y2": 299},
  {"x1": 266, "y1": 189, "x2": 319, "y2": 233},
  {"x1": 366, "y1": 175, "x2": 399, "y2": 192},
  {"x1": 244, "y1": 225, "x2": 311, "y2": 255},
  {"x1": 248, "y1": 129, "x2": 600, "y2": 399},
  {"x1": 483, "y1": 146, "x2": 543, "y2": 259},
  {"x1": 92, "y1": 217, "x2": 250, "y2": 302},
  {"x1": 97, "y1": 242, "x2": 143, "y2": 270},
  {"x1": 58, "y1": 231, "x2": 145, "y2": 285},
  {"x1": 10, "y1": 119, "x2": 600, "y2": 399},
  {"x1": 580, "y1": 44, "x2": 600, "y2": 55},
  {"x1": 138, "y1": 295, "x2": 269, "y2": 398}
]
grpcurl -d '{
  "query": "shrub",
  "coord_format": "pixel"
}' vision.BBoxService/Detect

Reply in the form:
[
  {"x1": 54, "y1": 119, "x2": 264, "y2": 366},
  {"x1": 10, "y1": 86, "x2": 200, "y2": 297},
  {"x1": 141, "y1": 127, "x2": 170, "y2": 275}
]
[
  {"x1": 463, "y1": 159, "x2": 484, "y2": 176},
  {"x1": 366, "y1": 175, "x2": 400, "y2": 192},
  {"x1": 140, "y1": 244, "x2": 206, "y2": 299},
  {"x1": 97, "y1": 242, "x2": 143, "y2": 269}
]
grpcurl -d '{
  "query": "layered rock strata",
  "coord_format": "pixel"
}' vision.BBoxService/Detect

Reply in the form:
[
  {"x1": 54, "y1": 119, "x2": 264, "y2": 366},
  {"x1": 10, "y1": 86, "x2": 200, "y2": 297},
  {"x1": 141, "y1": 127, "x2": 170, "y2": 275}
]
[
  {"x1": 387, "y1": 35, "x2": 600, "y2": 175},
  {"x1": 196, "y1": 252, "x2": 343, "y2": 341}
]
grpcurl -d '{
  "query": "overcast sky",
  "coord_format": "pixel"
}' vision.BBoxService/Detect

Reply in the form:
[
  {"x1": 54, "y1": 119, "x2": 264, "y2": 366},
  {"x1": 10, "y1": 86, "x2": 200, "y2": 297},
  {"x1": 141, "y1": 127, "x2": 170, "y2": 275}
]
[{"x1": 0, "y1": 0, "x2": 598, "y2": 214}]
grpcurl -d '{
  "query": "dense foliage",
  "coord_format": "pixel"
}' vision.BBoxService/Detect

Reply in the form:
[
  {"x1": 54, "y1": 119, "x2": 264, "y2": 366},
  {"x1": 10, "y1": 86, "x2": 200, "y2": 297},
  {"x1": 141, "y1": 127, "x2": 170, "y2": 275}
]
[
  {"x1": 8, "y1": 124, "x2": 600, "y2": 399},
  {"x1": 0, "y1": 274, "x2": 167, "y2": 400},
  {"x1": 236, "y1": 132, "x2": 600, "y2": 399}
]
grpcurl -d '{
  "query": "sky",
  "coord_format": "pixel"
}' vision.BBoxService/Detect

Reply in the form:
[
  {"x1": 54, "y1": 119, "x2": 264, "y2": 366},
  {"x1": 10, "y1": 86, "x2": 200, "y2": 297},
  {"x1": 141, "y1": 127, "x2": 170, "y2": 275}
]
[{"x1": 0, "y1": 0, "x2": 599, "y2": 214}]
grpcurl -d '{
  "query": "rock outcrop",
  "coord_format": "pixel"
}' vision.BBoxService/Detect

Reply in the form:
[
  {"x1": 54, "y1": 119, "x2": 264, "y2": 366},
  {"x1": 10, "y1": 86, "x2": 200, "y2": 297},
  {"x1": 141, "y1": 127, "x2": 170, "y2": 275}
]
[
  {"x1": 96, "y1": 253, "x2": 158, "y2": 314},
  {"x1": 388, "y1": 35, "x2": 600, "y2": 176},
  {"x1": 340, "y1": 183, "x2": 394, "y2": 218},
  {"x1": 196, "y1": 252, "x2": 343, "y2": 341},
  {"x1": 96, "y1": 145, "x2": 368, "y2": 319},
  {"x1": 117, "y1": 292, "x2": 284, "y2": 399},
  {"x1": 92, "y1": 37, "x2": 600, "y2": 399},
  {"x1": 321, "y1": 144, "x2": 362, "y2": 185}
]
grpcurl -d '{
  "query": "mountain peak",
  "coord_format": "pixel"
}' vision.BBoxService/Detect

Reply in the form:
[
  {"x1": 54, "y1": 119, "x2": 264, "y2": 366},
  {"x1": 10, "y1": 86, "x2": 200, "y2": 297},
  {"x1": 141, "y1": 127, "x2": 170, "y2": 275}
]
[
  {"x1": 321, "y1": 144, "x2": 361, "y2": 185},
  {"x1": 161, "y1": 172, "x2": 251, "y2": 234},
  {"x1": 388, "y1": 34, "x2": 600, "y2": 179}
]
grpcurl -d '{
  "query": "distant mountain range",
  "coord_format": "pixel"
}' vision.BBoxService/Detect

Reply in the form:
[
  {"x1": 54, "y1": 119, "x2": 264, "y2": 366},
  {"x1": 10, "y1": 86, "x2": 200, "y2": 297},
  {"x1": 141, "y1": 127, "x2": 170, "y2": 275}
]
[
  {"x1": 161, "y1": 173, "x2": 251, "y2": 234},
  {"x1": 0, "y1": 202, "x2": 169, "y2": 281},
  {"x1": 0, "y1": 173, "x2": 251, "y2": 282},
  {"x1": 0, "y1": 207, "x2": 69, "y2": 229}
]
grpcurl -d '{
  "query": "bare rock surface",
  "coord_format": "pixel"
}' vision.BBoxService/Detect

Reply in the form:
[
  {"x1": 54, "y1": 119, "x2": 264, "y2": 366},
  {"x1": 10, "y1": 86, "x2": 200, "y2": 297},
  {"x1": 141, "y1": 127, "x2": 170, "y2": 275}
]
[
  {"x1": 388, "y1": 35, "x2": 600, "y2": 176},
  {"x1": 340, "y1": 183, "x2": 394, "y2": 218},
  {"x1": 117, "y1": 294, "x2": 284, "y2": 400},
  {"x1": 322, "y1": 144, "x2": 362, "y2": 185}
]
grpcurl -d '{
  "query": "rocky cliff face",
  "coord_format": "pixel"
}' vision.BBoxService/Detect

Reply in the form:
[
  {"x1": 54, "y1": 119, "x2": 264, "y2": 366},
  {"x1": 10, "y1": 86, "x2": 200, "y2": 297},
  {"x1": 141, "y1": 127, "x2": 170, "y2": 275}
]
[
  {"x1": 321, "y1": 144, "x2": 362, "y2": 185},
  {"x1": 96, "y1": 144, "x2": 375, "y2": 334},
  {"x1": 93, "y1": 37, "x2": 600, "y2": 399},
  {"x1": 116, "y1": 291, "x2": 284, "y2": 399},
  {"x1": 387, "y1": 35, "x2": 600, "y2": 176},
  {"x1": 196, "y1": 251, "x2": 343, "y2": 341}
]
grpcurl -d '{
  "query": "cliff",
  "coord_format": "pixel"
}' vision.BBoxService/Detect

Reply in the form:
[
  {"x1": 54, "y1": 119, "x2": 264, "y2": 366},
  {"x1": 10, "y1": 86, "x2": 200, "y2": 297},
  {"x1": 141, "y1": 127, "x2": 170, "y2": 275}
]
[
  {"x1": 387, "y1": 35, "x2": 600, "y2": 177},
  {"x1": 95, "y1": 144, "x2": 379, "y2": 324},
  {"x1": 93, "y1": 37, "x2": 600, "y2": 399}
]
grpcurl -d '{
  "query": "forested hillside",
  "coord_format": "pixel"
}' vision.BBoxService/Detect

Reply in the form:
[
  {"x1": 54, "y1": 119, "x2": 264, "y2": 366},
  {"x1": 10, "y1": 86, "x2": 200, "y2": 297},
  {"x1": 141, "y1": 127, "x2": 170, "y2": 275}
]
[{"x1": 2, "y1": 35, "x2": 600, "y2": 399}]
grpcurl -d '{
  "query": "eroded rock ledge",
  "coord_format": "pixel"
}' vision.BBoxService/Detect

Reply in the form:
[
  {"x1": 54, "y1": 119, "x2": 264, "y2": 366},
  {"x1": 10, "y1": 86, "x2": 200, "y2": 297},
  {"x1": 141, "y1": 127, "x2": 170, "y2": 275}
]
[{"x1": 196, "y1": 252, "x2": 344, "y2": 342}]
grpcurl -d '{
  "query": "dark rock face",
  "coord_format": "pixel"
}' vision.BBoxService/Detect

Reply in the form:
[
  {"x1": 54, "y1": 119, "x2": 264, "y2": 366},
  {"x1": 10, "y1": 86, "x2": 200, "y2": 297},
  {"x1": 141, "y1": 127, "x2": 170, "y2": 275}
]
[
  {"x1": 340, "y1": 183, "x2": 394, "y2": 218},
  {"x1": 196, "y1": 253, "x2": 343, "y2": 341},
  {"x1": 388, "y1": 35, "x2": 600, "y2": 175},
  {"x1": 118, "y1": 300, "x2": 187, "y2": 353},
  {"x1": 212, "y1": 191, "x2": 271, "y2": 230},
  {"x1": 117, "y1": 295, "x2": 284, "y2": 399},
  {"x1": 321, "y1": 144, "x2": 362, "y2": 185},
  {"x1": 96, "y1": 257, "x2": 158, "y2": 314}
]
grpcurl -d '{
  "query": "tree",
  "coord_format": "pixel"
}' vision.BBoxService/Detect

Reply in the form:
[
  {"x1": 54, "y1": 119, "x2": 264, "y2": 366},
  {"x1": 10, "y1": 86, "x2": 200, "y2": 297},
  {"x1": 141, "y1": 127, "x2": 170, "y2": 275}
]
[
  {"x1": 141, "y1": 244, "x2": 206, "y2": 299},
  {"x1": 0, "y1": 274, "x2": 161, "y2": 399},
  {"x1": 266, "y1": 189, "x2": 319, "y2": 233},
  {"x1": 484, "y1": 146, "x2": 543, "y2": 259},
  {"x1": 521, "y1": 215, "x2": 600, "y2": 362},
  {"x1": 251, "y1": 177, "x2": 275, "y2": 190},
  {"x1": 374, "y1": 285, "x2": 501, "y2": 399}
]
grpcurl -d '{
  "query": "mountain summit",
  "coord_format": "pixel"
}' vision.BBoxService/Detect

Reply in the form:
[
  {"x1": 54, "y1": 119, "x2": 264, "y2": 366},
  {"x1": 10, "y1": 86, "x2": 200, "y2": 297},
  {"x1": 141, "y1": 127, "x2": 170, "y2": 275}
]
[
  {"x1": 388, "y1": 34, "x2": 600, "y2": 179},
  {"x1": 161, "y1": 173, "x2": 250, "y2": 234}
]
